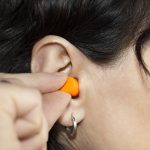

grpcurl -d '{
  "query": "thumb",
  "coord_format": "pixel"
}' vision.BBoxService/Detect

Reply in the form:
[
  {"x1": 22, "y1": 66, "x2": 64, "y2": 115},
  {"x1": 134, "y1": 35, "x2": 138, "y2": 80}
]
[{"x1": 42, "y1": 91, "x2": 71, "y2": 129}]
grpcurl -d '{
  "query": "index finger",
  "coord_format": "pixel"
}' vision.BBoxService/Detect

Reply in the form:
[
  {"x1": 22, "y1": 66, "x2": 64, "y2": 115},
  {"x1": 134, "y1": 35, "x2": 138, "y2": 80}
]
[{"x1": 0, "y1": 72, "x2": 67, "y2": 93}]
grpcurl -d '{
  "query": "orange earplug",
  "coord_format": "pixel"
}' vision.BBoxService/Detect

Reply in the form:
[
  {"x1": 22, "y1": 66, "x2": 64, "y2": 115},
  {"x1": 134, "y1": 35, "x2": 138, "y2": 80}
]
[{"x1": 60, "y1": 76, "x2": 79, "y2": 97}]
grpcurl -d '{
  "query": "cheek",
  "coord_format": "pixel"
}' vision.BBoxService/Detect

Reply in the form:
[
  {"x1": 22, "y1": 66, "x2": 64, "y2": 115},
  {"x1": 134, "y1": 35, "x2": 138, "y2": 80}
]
[{"x1": 85, "y1": 86, "x2": 150, "y2": 150}]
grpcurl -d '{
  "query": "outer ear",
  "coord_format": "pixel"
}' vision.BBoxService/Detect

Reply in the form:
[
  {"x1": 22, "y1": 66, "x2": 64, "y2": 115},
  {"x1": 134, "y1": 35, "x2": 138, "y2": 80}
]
[
  {"x1": 31, "y1": 35, "x2": 86, "y2": 127},
  {"x1": 31, "y1": 41, "x2": 71, "y2": 74}
]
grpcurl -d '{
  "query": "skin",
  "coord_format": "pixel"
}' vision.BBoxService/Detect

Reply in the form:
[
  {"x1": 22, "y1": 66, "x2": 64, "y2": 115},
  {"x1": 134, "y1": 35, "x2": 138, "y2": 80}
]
[
  {"x1": 65, "y1": 46, "x2": 150, "y2": 150},
  {"x1": 0, "y1": 73, "x2": 71, "y2": 150},
  {"x1": 1, "y1": 35, "x2": 150, "y2": 150},
  {"x1": 32, "y1": 36, "x2": 150, "y2": 150}
]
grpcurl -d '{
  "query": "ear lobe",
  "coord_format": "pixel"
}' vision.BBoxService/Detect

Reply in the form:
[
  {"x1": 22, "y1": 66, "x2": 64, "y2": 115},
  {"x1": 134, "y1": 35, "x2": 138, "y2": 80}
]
[
  {"x1": 58, "y1": 99, "x2": 85, "y2": 127},
  {"x1": 31, "y1": 43, "x2": 72, "y2": 74}
]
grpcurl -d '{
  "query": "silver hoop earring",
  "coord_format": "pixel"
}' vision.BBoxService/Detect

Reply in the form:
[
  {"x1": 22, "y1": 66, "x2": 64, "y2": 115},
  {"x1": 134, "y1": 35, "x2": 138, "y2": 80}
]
[{"x1": 65, "y1": 114, "x2": 77, "y2": 137}]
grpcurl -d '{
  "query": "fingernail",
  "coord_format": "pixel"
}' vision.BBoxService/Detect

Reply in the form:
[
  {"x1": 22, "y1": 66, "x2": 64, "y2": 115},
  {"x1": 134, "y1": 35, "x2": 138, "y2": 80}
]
[{"x1": 54, "y1": 72, "x2": 67, "y2": 77}]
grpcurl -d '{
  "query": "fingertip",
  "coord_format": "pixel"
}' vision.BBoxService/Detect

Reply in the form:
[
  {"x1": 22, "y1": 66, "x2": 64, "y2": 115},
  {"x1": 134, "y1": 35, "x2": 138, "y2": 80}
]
[
  {"x1": 38, "y1": 73, "x2": 68, "y2": 93},
  {"x1": 59, "y1": 91, "x2": 72, "y2": 98},
  {"x1": 42, "y1": 91, "x2": 72, "y2": 129},
  {"x1": 54, "y1": 91, "x2": 71, "y2": 108}
]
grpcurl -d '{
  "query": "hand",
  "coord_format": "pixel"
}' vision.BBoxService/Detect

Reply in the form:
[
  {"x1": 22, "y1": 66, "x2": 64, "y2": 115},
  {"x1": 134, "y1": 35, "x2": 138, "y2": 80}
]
[{"x1": 0, "y1": 73, "x2": 71, "y2": 150}]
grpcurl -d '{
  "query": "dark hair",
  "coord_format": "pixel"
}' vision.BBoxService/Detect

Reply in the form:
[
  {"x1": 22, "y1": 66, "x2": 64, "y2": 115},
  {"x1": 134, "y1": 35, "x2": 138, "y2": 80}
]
[{"x1": 0, "y1": 0, "x2": 150, "y2": 149}]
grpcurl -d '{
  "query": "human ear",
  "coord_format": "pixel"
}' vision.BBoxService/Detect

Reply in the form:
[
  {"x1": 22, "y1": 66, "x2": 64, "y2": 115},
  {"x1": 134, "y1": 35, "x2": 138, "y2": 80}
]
[{"x1": 31, "y1": 35, "x2": 85, "y2": 126}]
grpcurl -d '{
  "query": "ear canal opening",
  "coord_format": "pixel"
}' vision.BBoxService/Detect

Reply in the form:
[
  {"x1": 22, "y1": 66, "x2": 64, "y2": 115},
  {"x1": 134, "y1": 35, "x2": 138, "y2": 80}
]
[{"x1": 72, "y1": 95, "x2": 79, "y2": 99}]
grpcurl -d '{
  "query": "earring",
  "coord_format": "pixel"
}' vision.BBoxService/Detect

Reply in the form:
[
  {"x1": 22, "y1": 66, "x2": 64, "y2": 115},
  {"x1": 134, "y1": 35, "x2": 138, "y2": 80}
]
[{"x1": 65, "y1": 114, "x2": 77, "y2": 137}]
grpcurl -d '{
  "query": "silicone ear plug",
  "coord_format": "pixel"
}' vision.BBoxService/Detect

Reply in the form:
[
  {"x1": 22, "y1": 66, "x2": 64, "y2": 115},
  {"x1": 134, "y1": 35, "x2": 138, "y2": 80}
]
[{"x1": 60, "y1": 76, "x2": 79, "y2": 97}]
